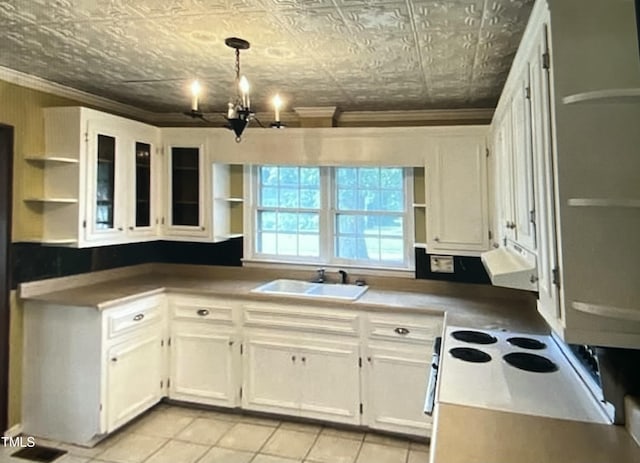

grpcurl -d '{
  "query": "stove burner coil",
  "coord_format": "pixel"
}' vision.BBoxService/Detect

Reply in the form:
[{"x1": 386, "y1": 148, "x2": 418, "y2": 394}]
[
  {"x1": 507, "y1": 337, "x2": 547, "y2": 350},
  {"x1": 503, "y1": 352, "x2": 558, "y2": 373},
  {"x1": 451, "y1": 330, "x2": 498, "y2": 345},
  {"x1": 449, "y1": 347, "x2": 492, "y2": 363}
]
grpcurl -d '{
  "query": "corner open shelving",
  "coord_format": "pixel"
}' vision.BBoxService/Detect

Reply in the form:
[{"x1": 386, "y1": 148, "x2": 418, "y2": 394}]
[
  {"x1": 562, "y1": 88, "x2": 640, "y2": 105},
  {"x1": 24, "y1": 197, "x2": 79, "y2": 204},
  {"x1": 568, "y1": 198, "x2": 640, "y2": 209},
  {"x1": 24, "y1": 156, "x2": 79, "y2": 164}
]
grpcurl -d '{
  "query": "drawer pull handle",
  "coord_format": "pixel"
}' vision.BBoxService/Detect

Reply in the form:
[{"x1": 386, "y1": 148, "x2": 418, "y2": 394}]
[
  {"x1": 133, "y1": 314, "x2": 144, "y2": 322},
  {"x1": 394, "y1": 327, "x2": 410, "y2": 335},
  {"x1": 197, "y1": 309, "x2": 210, "y2": 317}
]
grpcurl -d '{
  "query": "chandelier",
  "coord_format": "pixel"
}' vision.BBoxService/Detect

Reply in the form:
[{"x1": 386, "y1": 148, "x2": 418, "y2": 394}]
[{"x1": 185, "y1": 37, "x2": 285, "y2": 143}]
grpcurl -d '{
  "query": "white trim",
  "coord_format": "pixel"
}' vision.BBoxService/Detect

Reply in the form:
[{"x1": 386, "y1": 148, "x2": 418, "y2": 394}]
[
  {"x1": 338, "y1": 108, "x2": 494, "y2": 124},
  {"x1": 3, "y1": 423, "x2": 23, "y2": 438},
  {"x1": 241, "y1": 259, "x2": 415, "y2": 278},
  {"x1": 294, "y1": 107, "x2": 338, "y2": 119},
  {"x1": 0, "y1": 66, "x2": 153, "y2": 121}
]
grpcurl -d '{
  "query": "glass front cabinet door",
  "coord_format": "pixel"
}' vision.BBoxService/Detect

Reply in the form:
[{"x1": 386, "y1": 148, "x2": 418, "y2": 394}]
[
  {"x1": 164, "y1": 139, "x2": 211, "y2": 239},
  {"x1": 85, "y1": 125, "x2": 126, "y2": 243},
  {"x1": 127, "y1": 130, "x2": 159, "y2": 240}
]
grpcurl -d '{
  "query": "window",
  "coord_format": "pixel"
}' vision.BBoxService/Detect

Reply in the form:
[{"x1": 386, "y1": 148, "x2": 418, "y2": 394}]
[{"x1": 250, "y1": 165, "x2": 412, "y2": 269}]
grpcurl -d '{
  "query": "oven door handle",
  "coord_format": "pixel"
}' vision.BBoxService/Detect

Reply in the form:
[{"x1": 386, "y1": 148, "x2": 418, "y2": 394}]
[{"x1": 424, "y1": 337, "x2": 441, "y2": 417}]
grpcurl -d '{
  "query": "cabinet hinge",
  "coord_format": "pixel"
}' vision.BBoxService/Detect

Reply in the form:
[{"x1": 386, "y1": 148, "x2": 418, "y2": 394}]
[
  {"x1": 161, "y1": 217, "x2": 165, "y2": 225},
  {"x1": 168, "y1": 337, "x2": 171, "y2": 347},
  {"x1": 552, "y1": 267, "x2": 561, "y2": 288},
  {"x1": 160, "y1": 380, "x2": 163, "y2": 389},
  {"x1": 488, "y1": 230, "x2": 493, "y2": 241},
  {"x1": 82, "y1": 220, "x2": 87, "y2": 229},
  {"x1": 542, "y1": 52, "x2": 551, "y2": 70},
  {"x1": 525, "y1": 86, "x2": 531, "y2": 100},
  {"x1": 240, "y1": 343, "x2": 243, "y2": 355},
  {"x1": 359, "y1": 403, "x2": 363, "y2": 415},
  {"x1": 358, "y1": 357, "x2": 362, "y2": 368},
  {"x1": 84, "y1": 132, "x2": 89, "y2": 143},
  {"x1": 167, "y1": 378, "x2": 171, "y2": 389},
  {"x1": 99, "y1": 403, "x2": 102, "y2": 411},
  {"x1": 529, "y1": 210, "x2": 536, "y2": 224},
  {"x1": 485, "y1": 147, "x2": 490, "y2": 158},
  {"x1": 161, "y1": 339, "x2": 164, "y2": 347},
  {"x1": 240, "y1": 387, "x2": 243, "y2": 399}
]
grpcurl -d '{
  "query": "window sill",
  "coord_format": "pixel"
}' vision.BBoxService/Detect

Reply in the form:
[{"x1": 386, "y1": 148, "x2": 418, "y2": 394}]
[{"x1": 241, "y1": 258, "x2": 415, "y2": 279}]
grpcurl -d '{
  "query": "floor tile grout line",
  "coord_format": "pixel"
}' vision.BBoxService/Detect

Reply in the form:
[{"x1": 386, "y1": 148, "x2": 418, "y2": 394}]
[
  {"x1": 248, "y1": 420, "x2": 282, "y2": 462},
  {"x1": 299, "y1": 423, "x2": 324, "y2": 462}
]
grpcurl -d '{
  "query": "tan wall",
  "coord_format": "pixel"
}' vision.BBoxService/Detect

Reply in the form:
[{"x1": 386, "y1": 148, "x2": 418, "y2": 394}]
[
  {"x1": 1, "y1": 79, "x2": 81, "y2": 428},
  {"x1": 0, "y1": 80, "x2": 81, "y2": 241}
]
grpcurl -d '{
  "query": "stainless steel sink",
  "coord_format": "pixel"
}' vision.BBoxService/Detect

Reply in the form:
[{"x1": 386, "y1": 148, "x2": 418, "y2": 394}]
[{"x1": 251, "y1": 279, "x2": 368, "y2": 301}]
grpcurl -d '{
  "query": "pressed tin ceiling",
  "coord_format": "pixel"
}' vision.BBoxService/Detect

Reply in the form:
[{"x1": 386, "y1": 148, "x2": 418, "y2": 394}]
[{"x1": 0, "y1": 0, "x2": 534, "y2": 115}]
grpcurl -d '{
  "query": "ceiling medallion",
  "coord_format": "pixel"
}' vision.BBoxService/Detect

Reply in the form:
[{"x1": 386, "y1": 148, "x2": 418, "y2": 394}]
[{"x1": 185, "y1": 37, "x2": 285, "y2": 143}]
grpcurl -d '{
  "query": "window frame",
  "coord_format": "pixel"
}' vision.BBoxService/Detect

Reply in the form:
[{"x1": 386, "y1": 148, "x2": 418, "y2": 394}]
[{"x1": 244, "y1": 165, "x2": 415, "y2": 271}]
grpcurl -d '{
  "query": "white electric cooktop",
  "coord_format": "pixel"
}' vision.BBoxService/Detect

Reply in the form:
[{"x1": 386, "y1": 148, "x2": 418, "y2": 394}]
[{"x1": 437, "y1": 325, "x2": 610, "y2": 424}]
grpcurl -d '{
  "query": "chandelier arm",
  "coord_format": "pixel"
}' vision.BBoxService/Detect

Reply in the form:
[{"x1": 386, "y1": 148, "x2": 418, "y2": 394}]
[{"x1": 252, "y1": 115, "x2": 265, "y2": 128}]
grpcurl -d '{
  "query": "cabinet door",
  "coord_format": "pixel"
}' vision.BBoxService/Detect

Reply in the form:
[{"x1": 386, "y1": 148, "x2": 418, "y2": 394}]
[
  {"x1": 242, "y1": 336, "x2": 299, "y2": 416},
  {"x1": 164, "y1": 143, "x2": 211, "y2": 239},
  {"x1": 106, "y1": 328, "x2": 163, "y2": 432},
  {"x1": 85, "y1": 124, "x2": 126, "y2": 243},
  {"x1": 365, "y1": 345, "x2": 432, "y2": 437},
  {"x1": 496, "y1": 108, "x2": 517, "y2": 243},
  {"x1": 426, "y1": 137, "x2": 489, "y2": 254},
  {"x1": 511, "y1": 66, "x2": 537, "y2": 251},
  {"x1": 127, "y1": 136, "x2": 158, "y2": 239},
  {"x1": 530, "y1": 24, "x2": 561, "y2": 326},
  {"x1": 298, "y1": 341, "x2": 361, "y2": 425},
  {"x1": 169, "y1": 322, "x2": 238, "y2": 407}
]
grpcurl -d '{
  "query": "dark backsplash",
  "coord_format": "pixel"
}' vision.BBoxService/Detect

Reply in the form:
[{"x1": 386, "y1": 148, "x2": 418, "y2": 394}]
[
  {"x1": 414, "y1": 248, "x2": 491, "y2": 285},
  {"x1": 11, "y1": 239, "x2": 489, "y2": 289},
  {"x1": 10, "y1": 238, "x2": 243, "y2": 289}
]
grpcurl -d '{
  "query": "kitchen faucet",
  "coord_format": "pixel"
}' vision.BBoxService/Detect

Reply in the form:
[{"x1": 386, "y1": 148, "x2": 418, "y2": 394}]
[
  {"x1": 313, "y1": 268, "x2": 325, "y2": 283},
  {"x1": 338, "y1": 270, "x2": 348, "y2": 284}
]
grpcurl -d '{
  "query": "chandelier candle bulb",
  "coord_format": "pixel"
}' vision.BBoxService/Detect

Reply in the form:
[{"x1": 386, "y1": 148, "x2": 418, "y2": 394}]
[
  {"x1": 273, "y1": 94, "x2": 282, "y2": 122},
  {"x1": 190, "y1": 80, "x2": 201, "y2": 111},
  {"x1": 239, "y1": 75, "x2": 250, "y2": 108}
]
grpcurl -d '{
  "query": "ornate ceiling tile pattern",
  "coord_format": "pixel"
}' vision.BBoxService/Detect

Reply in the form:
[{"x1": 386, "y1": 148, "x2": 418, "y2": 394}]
[{"x1": 0, "y1": 0, "x2": 534, "y2": 113}]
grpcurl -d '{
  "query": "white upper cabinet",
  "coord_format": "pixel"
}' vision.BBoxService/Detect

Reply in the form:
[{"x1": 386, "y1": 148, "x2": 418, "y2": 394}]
[
  {"x1": 425, "y1": 134, "x2": 489, "y2": 255},
  {"x1": 32, "y1": 107, "x2": 160, "y2": 247},
  {"x1": 161, "y1": 129, "x2": 212, "y2": 240}
]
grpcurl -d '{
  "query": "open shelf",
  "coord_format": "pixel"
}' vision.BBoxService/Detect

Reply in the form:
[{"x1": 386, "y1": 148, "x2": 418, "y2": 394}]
[
  {"x1": 413, "y1": 242, "x2": 427, "y2": 249},
  {"x1": 215, "y1": 197, "x2": 244, "y2": 203},
  {"x1": 215, "y1": 233, "x2": 244, "y2": 240},
  {"x1": 563, "y1": 88, "x2": 640, "y2": 105},
  {"x1": 412, "y1": 203, "x2": 427, "y2": 208},
  {"x1": 24, "y1": 197, "x2": 78, "y2": 204},
  {"x1": 572, "y1": 301, "x2": 640, "y2": 322},
  {"x1": 568, "y1": 198, "x2": 640, "y2": 208},
  {"x1": 18, "y1": 237, "x2": 78, "y2": 245},
  {"x1": 24, "y1": 156, "x2": 79, "y2": 164}
]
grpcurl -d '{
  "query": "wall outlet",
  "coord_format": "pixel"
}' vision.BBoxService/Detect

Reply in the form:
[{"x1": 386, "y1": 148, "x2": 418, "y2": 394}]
[{"x1": 430, "y1": 255, "x2": 454, "y2": 273}]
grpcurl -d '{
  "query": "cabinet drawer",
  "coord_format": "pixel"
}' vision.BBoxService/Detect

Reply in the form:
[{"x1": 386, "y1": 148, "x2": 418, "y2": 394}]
[
  {"x1": 367, "y1": 313, "x2": 442, "y2": 344},
  {"x1": 170, "y1": 295, "x2": 234, "y2": 325},
  {"x1": 105, "y1": 296, "x2": 163, "y2": 339},
  {"x1": 243, "y1": 303, "x2": 360, "y2": 336}
]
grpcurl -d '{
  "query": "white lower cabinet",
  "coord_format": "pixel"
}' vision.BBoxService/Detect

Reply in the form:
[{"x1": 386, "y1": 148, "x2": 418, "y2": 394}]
[
  {"x1": 364, "y1": 345, "x2": 432, "y2": 436},
  {"x1": 106, "y1": 329, "x2": 164, "y2": 432},
  {"x1": 167, "y1": 295, "x2": 239, "y2": 407},
  {"x1": 243, "y1": 334, "x2": 361, "y2": 425},
  {"x1": 22, "y1": 294, "x2": 166, "y2": 446}
]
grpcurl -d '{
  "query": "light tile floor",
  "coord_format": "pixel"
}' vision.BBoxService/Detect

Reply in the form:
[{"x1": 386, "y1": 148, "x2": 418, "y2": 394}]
[{"x1": 1, "y1": 404, "x2": 430, "y2": 463}]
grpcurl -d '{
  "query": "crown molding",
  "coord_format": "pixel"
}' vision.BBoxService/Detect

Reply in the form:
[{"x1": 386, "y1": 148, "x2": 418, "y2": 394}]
[
  {"x1": 337, "y1": 108, "x2": 494, "y2": 124},
  {"x1": 0, "y1": 65, "x2": 155, "y2": 122},
  {"x1": 1, "y1": 66, "x2": 493, "y2": 126},
  {"x1": 294, "y1": 106, "x2": 338, "y2": 119}
]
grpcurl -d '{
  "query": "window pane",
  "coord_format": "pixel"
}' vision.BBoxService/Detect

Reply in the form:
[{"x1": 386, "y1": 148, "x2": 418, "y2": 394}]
[
  {"x1": 279, "y1": 188, "x2": 299, "y2": 208},
  {"x1": 257, "y1": 232, "x2": 276, "y2": 254},
  {"x1": 260, "y1": 187, "x2": 278, "y2": 207},
  {"x1": 337, "y1": 168, "x2": 357, "y2": 187},
  {"x1": 299, "y1": 213, "x2": 319, "y2": 232},
  {"x1": 358, "y1": 168, "x2": 379, "y2": 188},
  {"x1": 380, "y1": 238, "x2": 404, "y2": 262},
  {"x1": 277, "y1": 212, "x2": 298, "y2": 232},
  {"x1": 381, "y1": 168, "x2": 403, "y2": 189},
  {"x1": 338, "y1": 189, "x2": 357, "y2": 210},
  {"x1": 300, "y1": 168, "x2": 320, "y2": 186},
  {"x1": 337, "y1": 214, "x2": 356, "y2": 234},
  {"x1": 300, "y1": 189, "x2": 320, "y2": 208},
  {"x1": 336, "y1": 237, "x2": 370, "y2": 260},
  {"x1": 260, "y1": 166, "x2": 278, "y2": 185},
  {"x1": 358, "y1": 190, "x2": 380, "y2": 210},
  {"x1": 277, "y1": 233, "x2": 298, "y2": 256},
  {"x1": 279, "y1": 167, "x2": 299, "y2": 186},
  {"x1": 380, "y1": 191, "x2": 404, "y2": 212},
  {"x1": 258, "y1": 211, "x2": 276, "y2": 231},
  {"x1": 380, "y1": 216, "x2": 404, "y2": 236},
  {"x1": 359, "y1": 215, "x2": 380, "y2": 236},
  {"x1": 299, "y1": 234, "x2": 320, "y2": 257}
]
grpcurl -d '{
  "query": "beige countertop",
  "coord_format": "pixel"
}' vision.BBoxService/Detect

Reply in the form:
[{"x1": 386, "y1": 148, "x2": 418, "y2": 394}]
[
  {"x1": 430, "y1": 403, "x2": 640, "y2": 463},
  {"x1": 19, "y1": 263, "x2": 545, "y2": 333}
]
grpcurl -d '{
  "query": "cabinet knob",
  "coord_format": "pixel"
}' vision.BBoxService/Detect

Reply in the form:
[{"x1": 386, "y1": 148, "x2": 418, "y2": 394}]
[
  {"x1": 111, "y1": 357, "x2": 118, "y2": 362},
  {"x1": 434, "y1": 237, "x2": 440, "y2": 242},
  {"x1": 118, "y1": 227, "x2": 124, "y2": 231},
  {"x1": 367, "y1": 357, "x2": 372, "y2": 363},
  {"x1": 394, "y1": 327, "x2": 410, "y2": 336},
  {"x1": 530, "y1": 275, "x2": 539, "y2": 283},
  {"x1": 197, "y1": 309, "x2": 210, "y2": 317},
  {"x1": 133, "y1": 313, "x2": 144, "y2": 322},
  {"x1": 129, "y1": 226, "x2": 134, "y2": 231},
  {"x1": 291, "y1": 355, "x2": 296, "y2": 362},
  {"x1": 228, "y1": 340, "x2": 234, "y2": 346},
  {"x1": 301, "y1": 357, "x2": 306, "y2": 363}
]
